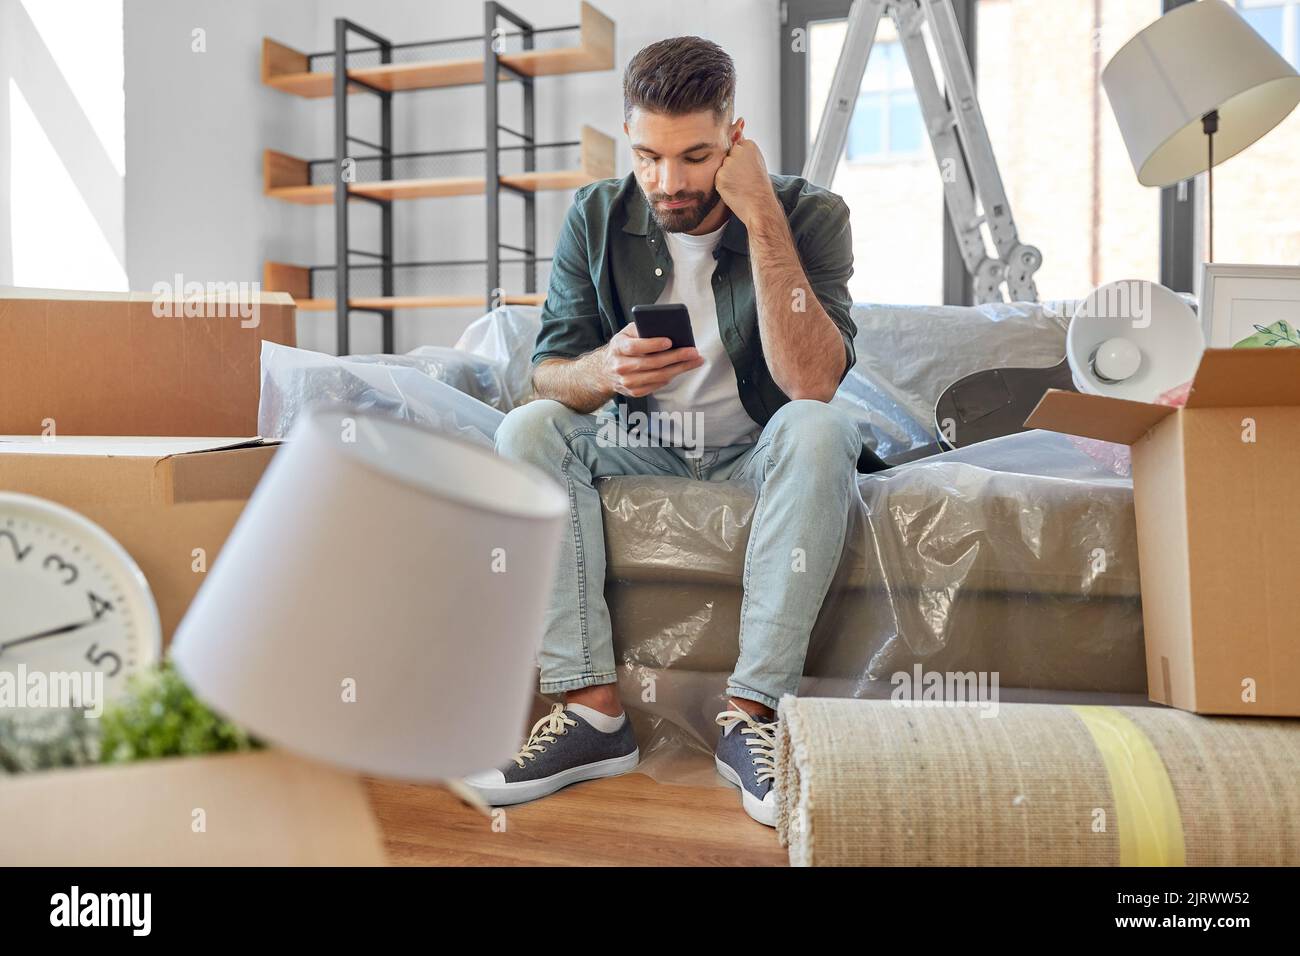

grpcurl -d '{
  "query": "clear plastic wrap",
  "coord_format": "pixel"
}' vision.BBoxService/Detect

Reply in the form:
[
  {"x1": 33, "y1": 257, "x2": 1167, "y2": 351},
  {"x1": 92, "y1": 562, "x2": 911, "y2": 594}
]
[
  {"x1": 388, "y1": 345, "x2": 510, "y2": 411},
  {"x1": 451, "y1": 300, "x2": 1072, "y2": 465},
  {"x1": 449, "y1": 300, "x2": 1146, "y2": 784},
  {"x1": 594, "y1": 428, "x2": 1145, "y2": 784},
  {"x1": 832, "y1": 301, "x2": 1070, "y2": 460},
  {"x1": 454, "y1": 305, "x2": 544, "y2": 408},
  {"x1": 257, "y1": 342, "x2": 503, "y2": 445},
  {"x1": 272, "y1": 301, "x2": 1146, "y2": 787}
]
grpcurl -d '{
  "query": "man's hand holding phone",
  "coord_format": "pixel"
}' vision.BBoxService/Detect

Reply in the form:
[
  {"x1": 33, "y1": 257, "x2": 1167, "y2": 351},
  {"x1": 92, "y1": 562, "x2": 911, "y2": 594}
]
[{"x1": 594, "y1": 322, "x2": 703, "y2": 399}]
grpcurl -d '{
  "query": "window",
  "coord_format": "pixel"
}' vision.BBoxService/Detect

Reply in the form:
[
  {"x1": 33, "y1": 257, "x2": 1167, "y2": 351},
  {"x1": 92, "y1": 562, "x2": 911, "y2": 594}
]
[
  {"x1": 1198, "y1": 0, "x2": 1300, "y2": 268},
  {"x1": 1237, "y1": 0, "x2": 1299, "y2": 66},
  {"x1": 846, "y1": 41, "x2": 924, "y2": 160},
  {"x1": 783, "y1": 0, "x2": 1177, "y2": 305},
  {"x1": 805, "y1": 15, "x2": 945, "y2": 304},
  {"x1": 974, "y1": 0, "x2": 1163, "y2": 299}
]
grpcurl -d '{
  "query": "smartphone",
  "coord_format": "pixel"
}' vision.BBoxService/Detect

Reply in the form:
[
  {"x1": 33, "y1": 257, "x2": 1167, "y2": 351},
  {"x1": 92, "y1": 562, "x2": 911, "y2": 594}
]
[{"x1": 632, "y1": 303, "x2": 695, "y2": 351}]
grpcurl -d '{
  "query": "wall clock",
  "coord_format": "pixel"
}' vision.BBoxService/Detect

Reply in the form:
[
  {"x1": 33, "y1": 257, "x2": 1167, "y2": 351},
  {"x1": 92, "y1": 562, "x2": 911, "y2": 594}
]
[{"x1": 0, "y1": 493, "x2": 161, "y2": 708}]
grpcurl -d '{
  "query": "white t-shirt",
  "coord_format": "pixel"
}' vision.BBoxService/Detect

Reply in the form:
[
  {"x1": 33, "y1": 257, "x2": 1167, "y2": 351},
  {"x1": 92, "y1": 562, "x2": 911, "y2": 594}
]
[{"x1": 646, "y1": 221, "x2": 761, "y2": 450}]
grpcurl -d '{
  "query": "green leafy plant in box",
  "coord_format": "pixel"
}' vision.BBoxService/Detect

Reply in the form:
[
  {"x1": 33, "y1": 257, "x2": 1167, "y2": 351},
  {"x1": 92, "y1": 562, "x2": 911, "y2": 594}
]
[
  {"x1": 1233, "y1": 320, "x2": 1300, "y2": 349},
  {"x1": 99, "y1": 661, "x2": 263, "y2": 764},
  {"x1": 0, "y1": 661, "x2": 261, "y2": 773}
]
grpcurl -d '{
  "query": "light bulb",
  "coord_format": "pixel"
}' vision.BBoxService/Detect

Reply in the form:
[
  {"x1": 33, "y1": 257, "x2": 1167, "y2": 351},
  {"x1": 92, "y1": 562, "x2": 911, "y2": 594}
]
[{"x1": 1090, "y1": 337, "x2": 1142, "y2": 384}]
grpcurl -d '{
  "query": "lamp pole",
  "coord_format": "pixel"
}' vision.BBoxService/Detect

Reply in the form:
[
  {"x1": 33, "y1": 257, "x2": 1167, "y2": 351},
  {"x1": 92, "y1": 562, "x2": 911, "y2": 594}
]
[{"x1": 1202, "y1": 109, "x2": 1219, "y2": 262}]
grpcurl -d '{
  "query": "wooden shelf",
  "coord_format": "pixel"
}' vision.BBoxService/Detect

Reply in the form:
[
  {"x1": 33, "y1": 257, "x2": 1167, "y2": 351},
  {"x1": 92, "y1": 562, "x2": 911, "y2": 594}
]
[
  {"x1": 263, "y1": 262, "x2": 547, "y2": 312},
  {"x1": 264, "y1": 126, "x2": 614, "y2": 206},
  {"x1": 262, "y1": 2, "x2": 613, "y2": 98},
  {"x1": 292, "y1": 294, "x2": 546, "y2": 311}
]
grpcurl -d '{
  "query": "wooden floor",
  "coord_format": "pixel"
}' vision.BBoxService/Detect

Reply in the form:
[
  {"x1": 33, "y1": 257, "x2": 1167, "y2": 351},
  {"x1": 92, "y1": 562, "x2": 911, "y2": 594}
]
[{"x1": 367, "y1": 766, "x2": 788, "y2": 867}]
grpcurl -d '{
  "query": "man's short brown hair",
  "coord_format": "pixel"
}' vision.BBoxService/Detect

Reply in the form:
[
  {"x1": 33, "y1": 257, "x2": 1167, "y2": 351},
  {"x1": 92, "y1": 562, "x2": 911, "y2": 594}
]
[{"x1": 622, "y1": 36, "x2": 736, "y2": 121}]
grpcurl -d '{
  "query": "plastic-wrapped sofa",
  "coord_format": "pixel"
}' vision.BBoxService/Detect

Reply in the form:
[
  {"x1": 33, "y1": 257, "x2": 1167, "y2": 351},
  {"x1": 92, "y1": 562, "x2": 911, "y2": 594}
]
[{"x1": 259, "y1": 302, "x2": 1147, "y2": 778}]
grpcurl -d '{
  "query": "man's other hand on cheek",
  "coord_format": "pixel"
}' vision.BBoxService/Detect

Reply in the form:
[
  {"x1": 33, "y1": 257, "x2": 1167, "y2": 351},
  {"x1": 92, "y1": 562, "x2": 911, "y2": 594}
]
[{"x1": 714, "y1": 133, "x2": 780, "y2": 226}]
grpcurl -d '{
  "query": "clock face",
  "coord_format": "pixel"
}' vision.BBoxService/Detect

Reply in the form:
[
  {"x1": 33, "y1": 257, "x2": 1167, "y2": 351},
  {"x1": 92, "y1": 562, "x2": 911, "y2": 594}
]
[{"x1": 0, "y1": 493, "x2": 161, "y2": 709}]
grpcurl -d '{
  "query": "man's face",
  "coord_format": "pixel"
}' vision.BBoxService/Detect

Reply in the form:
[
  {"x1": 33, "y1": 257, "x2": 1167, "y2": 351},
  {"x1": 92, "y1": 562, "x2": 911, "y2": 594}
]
[{"x1": 624, "y1": 107, "x2": 739, "y2": 233}]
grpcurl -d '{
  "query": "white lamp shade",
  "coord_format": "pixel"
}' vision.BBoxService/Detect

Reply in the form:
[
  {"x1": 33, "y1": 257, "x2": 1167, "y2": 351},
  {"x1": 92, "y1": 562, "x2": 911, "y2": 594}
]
[
  {"x1": 1103, "y1": 0, "x2": 1300, "y2": 187},
  {"x1": 1067, "y1": 280, "x2": 1205, "y2": 402},
  {"x1": 170, "y1": 406, "x2": 568, "y2": 781}
]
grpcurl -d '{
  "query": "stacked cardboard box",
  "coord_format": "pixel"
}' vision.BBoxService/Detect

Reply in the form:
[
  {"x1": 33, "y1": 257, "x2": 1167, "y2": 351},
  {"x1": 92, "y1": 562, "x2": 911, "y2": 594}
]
[
  {"x1": 0, "y1": 287, "x2": 296, "y2": 642},
  {"x1": 0, "y1": 288, "x2": 387, "y2": 865},
  {"x1": 0, "y1": 436, "x2": 276, "y2": 644},
  {"x1": 0, "y1": 287, "x2": 295, "y2": 436}
]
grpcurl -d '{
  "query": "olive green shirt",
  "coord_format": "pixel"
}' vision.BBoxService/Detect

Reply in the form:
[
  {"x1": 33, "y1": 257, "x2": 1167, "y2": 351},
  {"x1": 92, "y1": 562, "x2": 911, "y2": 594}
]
[{"x1": 532, "y1": 172, "x2": 882, "y2": 471}]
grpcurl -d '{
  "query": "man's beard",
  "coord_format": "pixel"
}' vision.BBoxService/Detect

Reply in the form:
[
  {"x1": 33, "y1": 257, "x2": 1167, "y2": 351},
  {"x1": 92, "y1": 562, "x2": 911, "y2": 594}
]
[{"x1": 648, "y1": 187, "x2": 723, "y2": 233}]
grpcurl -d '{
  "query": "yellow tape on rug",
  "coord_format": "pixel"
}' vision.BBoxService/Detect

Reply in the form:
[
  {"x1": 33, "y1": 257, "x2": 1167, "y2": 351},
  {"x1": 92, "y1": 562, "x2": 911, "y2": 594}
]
[{"x1": 1069, "y1": 706, "x2": 1186, "y2": 866}]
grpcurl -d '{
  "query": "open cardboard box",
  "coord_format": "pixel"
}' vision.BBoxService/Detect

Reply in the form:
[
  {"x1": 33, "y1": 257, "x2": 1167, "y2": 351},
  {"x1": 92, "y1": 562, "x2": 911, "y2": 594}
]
[
  {"x1": 0, "y1": 436, "x2": 279, "y2": 644},
  {"x1": 0, "y1": 749, "x2": 387, "y2": 865},
  {"x1": 1027, "y1": 348, "x2": 1300, "y2": 716},
  {"x1": 0, "y1": 441, "x2": 393, "y2": 865}
]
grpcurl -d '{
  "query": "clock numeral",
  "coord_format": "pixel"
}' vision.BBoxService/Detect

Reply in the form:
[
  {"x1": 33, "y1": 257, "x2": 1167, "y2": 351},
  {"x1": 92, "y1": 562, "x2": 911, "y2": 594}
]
[
  {"x1": 85, "y1": 642, "x2": 123, "y2": 678},
  {"x1": 88, "y1": 592, "x2": 115, "y2": 620},
  {"x1": 0, "y1": 530, "x2": 32, "y2": 563},
  {"x1": 43, "y1": 552, "x2": 79, "y2": 585}
]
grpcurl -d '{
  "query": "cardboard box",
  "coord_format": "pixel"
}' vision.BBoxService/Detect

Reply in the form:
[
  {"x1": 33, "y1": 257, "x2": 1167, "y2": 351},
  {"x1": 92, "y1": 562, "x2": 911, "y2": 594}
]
[
  {"x1": 0, "y1": 750, "x2": 387, "y2": 865},
  {"x1": 0, "y1": 436, "x2": 276, "y2": 504},
  {"x1": 0, "y1": 436, "x2": 278, "y2": 643},
  {"x1": 82, "y1": 500, "x2": 251, "y2": 648},
  {"x1": 1026, "y1": 348, "x2": 1300, "y2": 716},
  {"x1": 0, "y1": 287, "x2": 295, "y2": 436}
]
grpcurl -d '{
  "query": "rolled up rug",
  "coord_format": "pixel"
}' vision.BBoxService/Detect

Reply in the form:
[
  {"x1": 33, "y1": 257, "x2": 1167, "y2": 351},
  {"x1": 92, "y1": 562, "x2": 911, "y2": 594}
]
[{"x1": 774, "y1": 697, "x2": 1300, "y2": 866}]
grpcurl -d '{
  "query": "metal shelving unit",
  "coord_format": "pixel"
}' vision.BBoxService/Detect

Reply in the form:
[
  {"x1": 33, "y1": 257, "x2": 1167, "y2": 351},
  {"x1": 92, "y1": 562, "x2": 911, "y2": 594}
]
[
  {"x1": 260, "y1": 1, "x2": 615, "y2": 354},
  {"x1": 335, "y1": 17, "x2": 394, "y2": 354}
]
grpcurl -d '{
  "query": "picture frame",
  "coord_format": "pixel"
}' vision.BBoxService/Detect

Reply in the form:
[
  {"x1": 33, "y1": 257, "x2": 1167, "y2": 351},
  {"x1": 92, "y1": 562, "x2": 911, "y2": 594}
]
[{"x1": 1199, "y1": 263, "x2": 1300, "y2": 349}]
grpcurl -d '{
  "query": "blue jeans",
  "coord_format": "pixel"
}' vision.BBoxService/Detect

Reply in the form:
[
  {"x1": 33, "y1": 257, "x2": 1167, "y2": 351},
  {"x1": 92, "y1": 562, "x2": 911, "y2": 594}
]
[{"x1": 494, "y1": 398, "x2": 861, "y2": 710}]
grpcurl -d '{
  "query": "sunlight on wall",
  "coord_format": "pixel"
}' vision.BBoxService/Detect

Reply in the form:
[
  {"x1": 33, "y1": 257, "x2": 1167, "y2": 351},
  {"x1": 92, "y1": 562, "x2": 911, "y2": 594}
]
[
  {"x1": 8, "y1": 0, "x2": 126, "y2": 290},
  {"x1": 20, "y1": 0, "x2": 124, "y2": 175},
  {"x1": 9, "y1": 78, "x2": 126, "y2": 290}
]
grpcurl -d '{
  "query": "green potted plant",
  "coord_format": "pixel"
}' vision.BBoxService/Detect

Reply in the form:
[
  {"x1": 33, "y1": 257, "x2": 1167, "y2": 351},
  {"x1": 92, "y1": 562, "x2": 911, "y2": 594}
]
[{"x1": 0, "y1": 660, "x2": 262, "y2": 775}]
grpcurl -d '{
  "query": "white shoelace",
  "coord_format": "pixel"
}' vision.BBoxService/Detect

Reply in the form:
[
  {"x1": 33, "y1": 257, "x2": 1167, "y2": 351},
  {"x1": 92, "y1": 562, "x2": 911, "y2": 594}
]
[
  {"x1": 715, "y1": 707, "x2": 777, "y2": 785},
  {"x1": 512, "y1": 703, "x2": 578, "y2": 768}
]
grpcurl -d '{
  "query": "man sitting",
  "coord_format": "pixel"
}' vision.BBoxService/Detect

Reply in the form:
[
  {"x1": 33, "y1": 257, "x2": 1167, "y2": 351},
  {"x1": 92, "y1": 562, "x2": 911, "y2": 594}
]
[{"x1": 465, "y1": 35, "x2": 876, "y2": 826}]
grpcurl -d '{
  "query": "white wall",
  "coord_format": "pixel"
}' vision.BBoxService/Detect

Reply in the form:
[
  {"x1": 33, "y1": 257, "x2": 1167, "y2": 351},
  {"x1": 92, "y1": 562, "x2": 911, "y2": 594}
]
[
  {"x1": 124, "y1": 0, "x2": 781, "y2": 352},
  {"x1": 123, "y1": 1, "x2": 318, "y2": 324}
]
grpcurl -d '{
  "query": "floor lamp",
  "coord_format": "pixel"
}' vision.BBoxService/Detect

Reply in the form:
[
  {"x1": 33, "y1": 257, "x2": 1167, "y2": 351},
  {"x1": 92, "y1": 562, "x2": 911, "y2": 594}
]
[{"x1": 1103, "y1": 0, "x2": 1300, "y2": 263}]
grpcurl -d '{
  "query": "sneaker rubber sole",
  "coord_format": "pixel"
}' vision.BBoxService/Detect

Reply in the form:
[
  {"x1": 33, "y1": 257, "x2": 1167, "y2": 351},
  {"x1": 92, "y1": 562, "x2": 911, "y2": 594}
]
[
  {"x1": 715, "y1": 756, "x2": 777, "y2": 828},
  {"x1": 468, "y1": 748, "x2": 641, "y2": 806}
]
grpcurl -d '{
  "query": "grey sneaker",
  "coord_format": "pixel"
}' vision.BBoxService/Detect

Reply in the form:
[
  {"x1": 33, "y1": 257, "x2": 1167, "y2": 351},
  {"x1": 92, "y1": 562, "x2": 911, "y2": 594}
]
[
  {"x1": 714, "y1": 706, "x2": 778, "y2": 827},
  {"x1": 461, "y1": 703, "x2": 639, "y2": 806}
]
